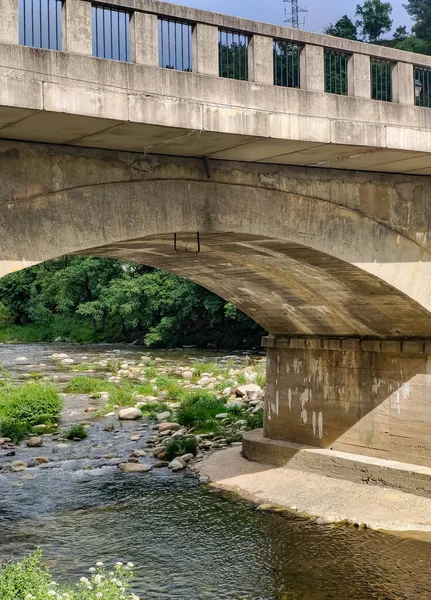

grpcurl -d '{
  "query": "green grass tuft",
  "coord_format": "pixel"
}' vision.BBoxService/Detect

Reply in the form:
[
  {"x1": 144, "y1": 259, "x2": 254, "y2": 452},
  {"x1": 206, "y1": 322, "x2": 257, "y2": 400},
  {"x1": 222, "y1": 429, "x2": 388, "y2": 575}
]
[{"x1": 63, "y1": 424, "x2": 88, "y2": 440}]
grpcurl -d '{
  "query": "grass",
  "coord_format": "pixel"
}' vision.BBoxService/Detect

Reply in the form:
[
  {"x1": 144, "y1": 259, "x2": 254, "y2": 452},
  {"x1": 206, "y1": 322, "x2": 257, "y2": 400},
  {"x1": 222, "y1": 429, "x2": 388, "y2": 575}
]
[
  {"x1": 164, "y1": 437, "x2": 197, "y2": 461},
  {"x1": 73, "y1": 362, "x2": 95, "y2": 372},
  {"x1": 155, "y1": 375, "x2": 187, "y2": 401},
  {"x1": 140, "y1": 401, "x2": 170, "y2": 418},
  {"x1": 63, "y1": 424, "x2": 88, "y2": 440},
  {"x1": 144, "y1": 367, "x2": 158, "y2": 378},
  {"x1": 0, "y1": 382, "x2": 63, "y2": 443},
  {"x1": 65, "y1": 375, "x2": 137, "y2": 413},
  {"x1": 28, "y1": 372, "x2": 45, "y2": 380}
]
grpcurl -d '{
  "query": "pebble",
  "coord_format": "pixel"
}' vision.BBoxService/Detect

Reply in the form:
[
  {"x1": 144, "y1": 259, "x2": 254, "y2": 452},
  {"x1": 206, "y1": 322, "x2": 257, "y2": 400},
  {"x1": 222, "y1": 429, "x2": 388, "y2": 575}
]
[
  {"x1": 159, "y1": 422, "x2": 181, "y2": 432},
  {"x1": 15, "y1": 357, "x2": 29, "y2": 363},
  {"x1": 156, "y1": 411, "x2": 171, "y2": 422},
  {"x1": 85, "y1": 406, "x2": 97, "y2": 413},
  {"x1": 129, "y1": 434, "x2": 141, "y2": 441},
  {"x1": 11, "y1": 461, "x2": 28, "y2": 472}
]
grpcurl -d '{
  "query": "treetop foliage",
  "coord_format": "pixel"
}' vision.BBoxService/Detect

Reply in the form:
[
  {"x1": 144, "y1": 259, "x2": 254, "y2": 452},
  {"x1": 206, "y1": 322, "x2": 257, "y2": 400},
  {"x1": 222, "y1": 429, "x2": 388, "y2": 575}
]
[{"x1": 0, "y1": 256, "x2": 263, "y2": 348}]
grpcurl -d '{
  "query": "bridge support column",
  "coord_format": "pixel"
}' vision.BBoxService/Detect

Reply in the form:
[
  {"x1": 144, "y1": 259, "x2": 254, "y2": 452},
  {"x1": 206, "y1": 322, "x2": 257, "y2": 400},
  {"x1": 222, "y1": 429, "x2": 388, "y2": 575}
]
[{"x1": 261, "y1": 335, "x2": 431, "y2": 468}]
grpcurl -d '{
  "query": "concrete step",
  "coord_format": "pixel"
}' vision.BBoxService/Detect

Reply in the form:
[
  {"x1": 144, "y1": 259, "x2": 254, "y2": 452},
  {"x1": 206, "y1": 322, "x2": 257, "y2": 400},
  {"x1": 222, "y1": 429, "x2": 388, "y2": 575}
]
[{"x1": 242, "y1": 429, "x2": 431, "y2": 498}]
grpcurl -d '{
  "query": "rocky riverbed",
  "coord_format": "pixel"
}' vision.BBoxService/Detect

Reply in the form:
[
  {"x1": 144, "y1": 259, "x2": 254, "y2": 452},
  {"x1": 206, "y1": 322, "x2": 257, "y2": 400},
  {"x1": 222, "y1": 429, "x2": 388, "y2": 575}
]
[{"x1": 0, "y1": 346, "x2": 265, "y2": 479}]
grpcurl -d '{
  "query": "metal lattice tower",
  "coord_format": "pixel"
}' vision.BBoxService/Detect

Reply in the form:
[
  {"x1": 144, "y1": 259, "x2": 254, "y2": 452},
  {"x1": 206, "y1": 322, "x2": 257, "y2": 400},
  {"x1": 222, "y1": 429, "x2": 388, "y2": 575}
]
[{"x1": 284, "y1": 0, "x2": 307, "y2": 29}]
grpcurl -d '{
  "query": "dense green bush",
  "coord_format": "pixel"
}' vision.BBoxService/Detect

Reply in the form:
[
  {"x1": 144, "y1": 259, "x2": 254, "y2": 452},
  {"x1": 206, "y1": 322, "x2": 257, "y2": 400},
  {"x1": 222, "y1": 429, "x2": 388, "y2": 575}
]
[
  {"x1": 0, "y1": 549, "x2": 140, "y2": 600},
  {"x1": 0, "y1": 383, "x2": 63, "y2": 442},
  {"x1": 64, "y1": 424, "x2": 88, "y2": 440},
  {"x1": 0, "y1": 256, "x2": 264, "y2": 347},
  {"x1": 164, "y1": 437, "x2": 198, "y2": 461},
  {"x1": 177, "y1": 391, "x2": 226, "y2": 429}
]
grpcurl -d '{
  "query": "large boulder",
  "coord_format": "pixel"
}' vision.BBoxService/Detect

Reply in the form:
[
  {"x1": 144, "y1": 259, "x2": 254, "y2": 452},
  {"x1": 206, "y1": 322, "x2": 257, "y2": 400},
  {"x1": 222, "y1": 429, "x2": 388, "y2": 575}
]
[
  {"x1": 182, "y1": 371, "x2": 193, "y2": 380},
  {"x1": 236, "y1": 384, "x2": 262, "y2": 398},
  {"x1": 118, "y1": 463, "x2": 152, "y2": 473},
  {"x1": 118, "y1": 407, "x2": 142, "y2": 420}
]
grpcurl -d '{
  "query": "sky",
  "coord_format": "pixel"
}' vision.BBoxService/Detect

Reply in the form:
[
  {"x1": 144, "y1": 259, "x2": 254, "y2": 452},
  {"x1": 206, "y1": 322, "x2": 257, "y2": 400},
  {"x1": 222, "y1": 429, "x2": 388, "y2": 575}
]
[{"x1": 174, "y1": 0, "x2": 412, "y2": 36}]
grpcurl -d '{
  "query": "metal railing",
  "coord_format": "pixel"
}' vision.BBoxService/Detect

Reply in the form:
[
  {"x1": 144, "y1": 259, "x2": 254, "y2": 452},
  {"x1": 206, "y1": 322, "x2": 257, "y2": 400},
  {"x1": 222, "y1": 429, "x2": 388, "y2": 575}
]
[
  {"x1": 414, "y1": 67, "x2": 431, "y2": 108},
  {"x1": 19, "y1": 0, "x2": 62, "y2": 50},
  {"x1": 158, "y1": 17, "x2": 192, "y2": 71},
  {"x1": 92, "y1": 4, "x2": 131, "y2": 62},
  {"x1": 218, "y1": 28, "x2": 249, "y2": 81},
  {"x1": 273, "y1": 40, "x2": 300, "y2": 88},
  {"x1": 371, "y1": 58, "x2": 393, "y2": 102},
  {"x1": 324, "y1": 49, "x2": 349, "y2": 95}
]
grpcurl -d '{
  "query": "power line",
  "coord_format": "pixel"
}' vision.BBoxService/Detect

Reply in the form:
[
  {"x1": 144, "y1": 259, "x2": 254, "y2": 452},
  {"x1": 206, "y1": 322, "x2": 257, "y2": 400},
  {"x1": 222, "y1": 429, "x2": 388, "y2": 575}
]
[{"x1": 284, "y1": 0, "x2": 307, "y2": 29}]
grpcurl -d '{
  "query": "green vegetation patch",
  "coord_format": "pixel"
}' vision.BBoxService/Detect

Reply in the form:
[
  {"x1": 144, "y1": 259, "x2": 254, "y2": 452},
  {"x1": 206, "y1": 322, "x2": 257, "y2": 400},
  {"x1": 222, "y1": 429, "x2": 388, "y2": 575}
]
[
  {"x1": 177, "y1": 391, "x2": 227, "y2": 429},
  {"x1": 0, "y1": 382, "x2": 63, "y2": 443},
  {"x1": 164, "y1": 437, "x2": 198, "y2": 461},
  {"x1": 63, "y1": 424, "x2": 88, "y2": 440}
]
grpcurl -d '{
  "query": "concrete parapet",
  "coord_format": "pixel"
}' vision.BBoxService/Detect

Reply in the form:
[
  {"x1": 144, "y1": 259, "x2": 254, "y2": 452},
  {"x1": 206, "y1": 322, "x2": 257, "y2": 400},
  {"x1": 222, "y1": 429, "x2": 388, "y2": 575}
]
[
  {"x1": 348, "y1": 53, "x2": 371, "y2": 99},
  {"x1": 63, "y1": 0, "x2": 92, "y2": 55},
  {"x1": 300, "y1": 44, "x2": 324, "y2": 92},
  {"x1": 392, "y1": 61, "x2": 415, "y2": 105},
  {"x1": 132, "y1": 12, "x2": 158, "y2": 66},
  {"x1": 262, "y1": 336, "x2": 429, "y2": 355},
  {"x1": 0, "y1": 0, "x2": 18, "y2": 45},
  {"x1": 192, "y1": 23, "x2": 219, "y2": 77},
  {"x1": 242, "y1": 429, "x2": 431, "y2": 498},
  {"x1": 249, "y1": 35, "x2": 274, "y2": 85}
]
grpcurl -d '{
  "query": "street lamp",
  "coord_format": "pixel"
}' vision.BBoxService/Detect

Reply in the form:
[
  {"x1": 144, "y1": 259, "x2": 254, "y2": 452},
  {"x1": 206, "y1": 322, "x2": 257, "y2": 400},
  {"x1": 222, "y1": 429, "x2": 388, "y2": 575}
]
[{"x1": 414, "y1": 79, "x2": 423, "y2": 99}]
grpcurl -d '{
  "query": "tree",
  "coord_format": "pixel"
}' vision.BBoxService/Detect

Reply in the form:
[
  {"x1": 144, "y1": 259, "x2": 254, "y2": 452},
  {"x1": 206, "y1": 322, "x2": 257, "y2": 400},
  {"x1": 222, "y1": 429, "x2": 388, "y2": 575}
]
[
  {"x1": 355, "y1": 0, "x2": 393, "y2": 42},
  {"x1": 404, "y1": 0, "x2": 431, "y2": 41},
  {"x1": 324, "y1": 15, "x2": 358, "y2": 40},
  {"x1": 393, "y1": 24, "x2": 409, "y2": 40}
]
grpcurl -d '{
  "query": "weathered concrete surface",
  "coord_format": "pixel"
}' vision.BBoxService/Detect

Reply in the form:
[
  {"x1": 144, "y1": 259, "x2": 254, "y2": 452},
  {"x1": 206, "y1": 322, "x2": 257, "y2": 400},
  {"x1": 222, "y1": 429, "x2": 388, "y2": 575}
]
[
  {"x1": 1, "y1": 4, "x2": 431, "y2": 174},
  {"x1": 243, "y1": 430, "x2": 431, "y2": 498},
  {"x1": 3, "y1": 141, "x2": 431, "y2": 468},
  {"x1": 263, "y1": 337, "x2": 431, "y2": 467},
  {"x1": 197, "y1": 446, "x2": 431, "y2": 532},
  {"x1": 2, "y1": 141, "x2": 431, "y2": 339}
]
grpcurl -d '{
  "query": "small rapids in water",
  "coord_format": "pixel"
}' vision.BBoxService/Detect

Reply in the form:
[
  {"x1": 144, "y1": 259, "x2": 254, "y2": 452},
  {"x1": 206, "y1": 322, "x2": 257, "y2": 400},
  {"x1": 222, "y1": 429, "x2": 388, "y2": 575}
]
[{"x1": 0, "y1": 344, "x2": 431, "y2": 600}]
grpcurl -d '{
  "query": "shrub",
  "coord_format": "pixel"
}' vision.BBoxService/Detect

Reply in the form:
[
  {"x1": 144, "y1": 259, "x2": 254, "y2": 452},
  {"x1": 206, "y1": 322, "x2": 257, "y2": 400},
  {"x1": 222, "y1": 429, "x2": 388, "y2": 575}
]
[
  {"x1": 0, "y1": 383, "x2": 63, "y2": 427},
  {"x1": 164, "y1": 436, "x2": 197, "y2": 461},
  {"x1": 65, "y1": 376, "x2": 106, "y2": 394},
  {"x1": 0, "y1": 550, "x2": 140, "y2": 600},
  {"x1": 177, "y1": 391, "x2": 226, "y2": 429},
  {"x1": 0, "y1": 418, "x2": 31, "y2": 444},
  {"x1": 246, "y1": 411, "x2": 264, "y2": 429},
  {"x1": 64, "y1": 424, "x2": 88, "y2": 440},
  {"x1": 144, "y1": 367, "x2": 157, "y2": 378}
]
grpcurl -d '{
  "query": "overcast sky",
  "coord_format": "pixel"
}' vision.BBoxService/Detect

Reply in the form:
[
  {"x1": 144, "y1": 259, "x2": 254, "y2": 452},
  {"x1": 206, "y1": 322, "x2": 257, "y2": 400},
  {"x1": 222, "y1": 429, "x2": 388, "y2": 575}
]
[{"x1": 175, "y1": 0, "x2": 412, "y2": 36}]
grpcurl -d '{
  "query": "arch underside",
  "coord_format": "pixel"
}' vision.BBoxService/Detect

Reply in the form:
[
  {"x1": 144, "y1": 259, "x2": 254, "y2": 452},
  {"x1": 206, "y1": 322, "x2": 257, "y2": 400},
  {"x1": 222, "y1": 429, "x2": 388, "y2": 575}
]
[
  {"x1": 78, "y1": 232, "x2": 431, "y2": 338},
  {"x1": 2, "y1": 141, "x2": 431, "y2": 338}
]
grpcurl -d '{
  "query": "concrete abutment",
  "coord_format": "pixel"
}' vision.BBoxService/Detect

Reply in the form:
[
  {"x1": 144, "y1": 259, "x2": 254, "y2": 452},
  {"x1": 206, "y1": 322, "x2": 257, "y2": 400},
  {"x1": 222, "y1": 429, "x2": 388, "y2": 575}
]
[{"x1": 255, "y1": 335, "x2": 431, "y2": 468}]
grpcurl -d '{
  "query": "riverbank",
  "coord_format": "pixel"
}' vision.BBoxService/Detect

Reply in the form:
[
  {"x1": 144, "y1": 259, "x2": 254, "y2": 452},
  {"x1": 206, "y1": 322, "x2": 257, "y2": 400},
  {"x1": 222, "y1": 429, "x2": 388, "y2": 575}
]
[{"x1": 197, "y1": 446, "x2": 431, "y2": 537}]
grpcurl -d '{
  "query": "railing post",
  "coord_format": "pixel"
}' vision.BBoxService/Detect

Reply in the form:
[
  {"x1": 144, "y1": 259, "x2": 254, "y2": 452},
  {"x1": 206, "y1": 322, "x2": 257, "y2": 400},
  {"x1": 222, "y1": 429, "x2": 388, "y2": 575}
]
[
  {"x1": 348, "y1": 53, "x2": 371, "y2": 99},
  {"x1": 63, "y1": 0, "x2": 92, "y2": 55},
  {"x1": 300, "y1": 44, "x2": 324, "y2": 92},
  {"x1": 0, "y1": 0, "x2": 19, "y2": 45},
  {"x1": 248, "y1": 35, "x2": 273, "y2": 85},
  {"x1": 131, "y1": 12, "x2": 158, "y2": 66},
  {"x1": 192, "y1": 23, "x2": 219, "y2": 76},
  {"x1": 392, "y1": 61, "x2": 415, "y2": 105}
]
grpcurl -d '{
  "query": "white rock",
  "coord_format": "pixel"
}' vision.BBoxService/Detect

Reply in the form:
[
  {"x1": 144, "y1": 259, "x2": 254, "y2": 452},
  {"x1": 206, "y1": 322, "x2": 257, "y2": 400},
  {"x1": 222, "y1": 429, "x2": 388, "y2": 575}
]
[
  {"x1": 222, "y1": 387, "x2": 232, "y2": 396},
  {"x1": 15, "y1": 357, "x2": 28, "y2": 363},
  {"x1": 168, "y1": 459, "x2": 185, "y2": 471},
  {"x1": 118, "y1": 463, "x2": 152, "y2": 473},
  {"x1": 198, "y1": 377, "x2": 211, "y2": 386},
  {"x1": 156, "y1": 411, "x2": 171, "y2": 422},
  {"x1": 215, "y1": 413, "x2": 228, "y2": 420},
  {"x1": 181, "y1": 453, "x2": 194, "y2": 463},
  {"x1": 236, "y1": 384, "x2": 262, "y2": 397},
  {"x1": 62, "y1": 358, "x2": 74, "y2": 365},
  {"x1": 182, "y1": 371, "x2": 193, "y2": 380},
  {"x1": 118, "y1": 407, "x2": 142, "y2": 420}
]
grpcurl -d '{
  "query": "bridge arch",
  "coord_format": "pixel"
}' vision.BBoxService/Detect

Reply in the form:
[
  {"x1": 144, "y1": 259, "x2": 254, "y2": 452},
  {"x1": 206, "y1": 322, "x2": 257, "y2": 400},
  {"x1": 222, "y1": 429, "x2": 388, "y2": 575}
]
[{"x1": 1, "y1": 141, "x2": 431, "y2": 338}]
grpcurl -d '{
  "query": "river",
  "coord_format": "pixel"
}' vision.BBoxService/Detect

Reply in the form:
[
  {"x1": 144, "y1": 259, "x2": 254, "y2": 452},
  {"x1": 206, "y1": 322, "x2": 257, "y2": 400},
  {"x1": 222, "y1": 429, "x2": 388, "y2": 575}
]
[{"x1": 1, "y1": 343, "x2": 431, "y2": 600}]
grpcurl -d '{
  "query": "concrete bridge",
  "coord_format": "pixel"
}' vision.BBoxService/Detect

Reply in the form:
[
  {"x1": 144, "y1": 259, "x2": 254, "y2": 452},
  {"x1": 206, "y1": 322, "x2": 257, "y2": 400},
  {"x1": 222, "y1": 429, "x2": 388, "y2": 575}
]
[{"x1": 2, "y1": 0, "x2": 431, "y2": 472}]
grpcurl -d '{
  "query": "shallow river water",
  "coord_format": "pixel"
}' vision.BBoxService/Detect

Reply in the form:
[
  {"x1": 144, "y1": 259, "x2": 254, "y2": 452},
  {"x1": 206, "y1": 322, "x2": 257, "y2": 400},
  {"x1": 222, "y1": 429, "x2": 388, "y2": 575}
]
[{"x1": 1, "y1": 344, "x2": 431, "y2": 600}]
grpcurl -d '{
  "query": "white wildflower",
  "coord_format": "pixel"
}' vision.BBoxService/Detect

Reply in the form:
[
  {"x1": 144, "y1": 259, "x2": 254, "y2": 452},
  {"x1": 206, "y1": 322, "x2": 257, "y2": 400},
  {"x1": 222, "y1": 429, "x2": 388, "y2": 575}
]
[
  {"x1": 127, "y1": 562, "x2": 134, "y2": 568},
  {"x1": 47, "y1": 592, "x2": 56, "y2": 597},
  {"x1": 89, "y1": 566, "x2": 96, "y2": 573},
  {"x1": 96, "y1": 561, "x2": 104, "y2": 566}
]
